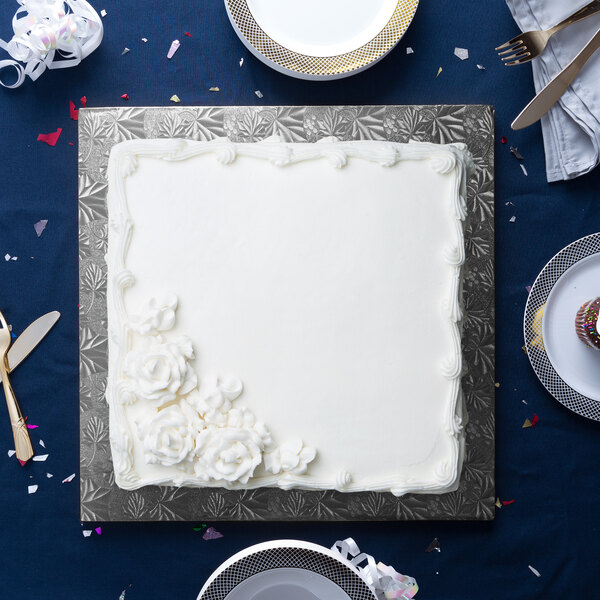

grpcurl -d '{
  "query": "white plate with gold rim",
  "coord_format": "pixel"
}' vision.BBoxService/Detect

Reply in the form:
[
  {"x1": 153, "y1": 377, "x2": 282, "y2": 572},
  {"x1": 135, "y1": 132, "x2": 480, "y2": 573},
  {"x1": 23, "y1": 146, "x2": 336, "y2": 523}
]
[{"x1": 224, "y1": 0, "x2": 419, "y2": 80}]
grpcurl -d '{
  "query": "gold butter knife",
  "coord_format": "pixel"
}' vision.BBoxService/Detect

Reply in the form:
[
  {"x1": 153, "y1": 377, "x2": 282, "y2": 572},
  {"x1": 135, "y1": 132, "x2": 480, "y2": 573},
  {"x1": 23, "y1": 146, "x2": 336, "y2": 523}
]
[
  {"x1": 512, "y1": 26, "x2": 600, "y2": 130},
  {"x1": 0, "y1": 309, "x2": 33, "y2": 462}
]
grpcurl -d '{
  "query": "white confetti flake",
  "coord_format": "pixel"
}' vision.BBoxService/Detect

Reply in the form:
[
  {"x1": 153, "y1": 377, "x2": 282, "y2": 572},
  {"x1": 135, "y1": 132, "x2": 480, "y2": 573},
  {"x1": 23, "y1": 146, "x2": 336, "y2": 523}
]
[
  {"x1": 100, "y1": 9, "x2": 107, "y2": 17},
  {"x1": 406, "y1": 47, "x2": 414, "y2": 54},
  {"x1": 454, "y1": 47, "x2": 469, "y2": 61},
  {"x1": 46, "y1": 473, "x2": 53, "y2": 478},
  {"x1": 477, "y1": 64, "x2": 486, "y2": 70},
  {"x1": 33, "y1": 454, "x2": 49, "y2": 462},
  {"x1": 522, "y1": 400, "x2": 528, "y2": 404},
  {"x1": 209, "y1": 87, "x2": 220, "y2": 92},
  {"x1": 520, "y1": 163, "x2": 528, "y2": 176},
  {"x1": 122, "y1": 48, "x2": 130, "y2": 55},
  {"x1": 62, "y1": 473, "x2": 76, "y2": 483},
  {"x1": 28, "y1": 485, "x2": 38, "y2": 494},
  {"x1": 82, "y1": 530, "x2": 93, "y2": 537},
  {"x1": 255, "y1": 90, "x2": 263, "y2": 98},
  {"x1": 11, "y1": 256, "x2": 17, "y2": 261},
  {"x1": 167, "y1": 39, "x2": 180, "y2": 59},
  {"x1": 239, "y1": 57, "x2": 244, "y2": 67},
  {"x1": 528, "y1": 565, "x2": 541, "y2": 577},
  {"x1": 8, "y1": 450, "x2": 15, "y2": 457},
  {"x1": 39, "y1": 440, "x2": 45, "y2": 448},
  {"x1": 170, "y1": 95, "x2": 181, "y2": 103},
  {"x1": 4, "y1": 254, "x2": 10, "y2": 261},
  {"x1": 509, "y1": 216, "x2": 516, "y2": 223},
  {"x1": 141, "y1": 38, "x2": 148, "y2": 43}
]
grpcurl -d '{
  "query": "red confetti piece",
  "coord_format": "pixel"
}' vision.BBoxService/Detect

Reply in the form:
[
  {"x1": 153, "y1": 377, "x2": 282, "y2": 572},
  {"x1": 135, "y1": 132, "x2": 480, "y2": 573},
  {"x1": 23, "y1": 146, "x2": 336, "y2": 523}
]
[
  {"x1": 69, "y1": 100, "x2": 78, "y2": 121},
  {"x1": 531, "y1": 413, "x2": 539, "y2": 427},
  {"x1": 502, "y1": 499, "x2": 515, "y2": 506},
  {"x1": 18, "y1": 459, "x2": 27, "y2": 467},
  {"x1": 120, "y1": 94, "x2": 129, "y2": 100},
  {"x1": 184, "y1": 31, "x2": 192, "y2": 37},
  {"x1": 80, "y1": 96, "x2": 87, "y2": 107},
  {"x1": 501, "y1": 136, "x2": 507, "y2": 144},
  {"x1": 37, "y1": 128, "x2": 62, "y2": 146},
  {"x1": 68, "y1": 142, "x2": 74, "y2": 146}
]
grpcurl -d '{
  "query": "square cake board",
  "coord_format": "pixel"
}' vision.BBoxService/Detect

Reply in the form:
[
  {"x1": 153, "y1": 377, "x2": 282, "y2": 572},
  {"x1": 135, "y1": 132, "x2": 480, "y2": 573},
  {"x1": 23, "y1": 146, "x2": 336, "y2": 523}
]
[{"x1": 79, "y1": 105, "x2": 495, "y2": 521}]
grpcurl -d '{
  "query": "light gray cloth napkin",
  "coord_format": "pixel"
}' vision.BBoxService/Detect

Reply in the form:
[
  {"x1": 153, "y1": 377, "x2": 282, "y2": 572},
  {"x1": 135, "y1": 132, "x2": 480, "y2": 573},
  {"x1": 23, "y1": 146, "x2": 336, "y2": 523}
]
[{"x1": 506, "y1": 0, "x2": 600, "y2": 181}]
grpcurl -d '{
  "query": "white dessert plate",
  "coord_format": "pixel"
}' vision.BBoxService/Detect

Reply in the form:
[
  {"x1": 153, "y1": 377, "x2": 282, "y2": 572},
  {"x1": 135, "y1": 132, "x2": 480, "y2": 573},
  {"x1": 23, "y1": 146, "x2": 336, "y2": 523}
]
[
  {"x1": 524, "y1": 232, "x2": 600, "y2": 420},
  {"x1": 197, "y1": 540, "x2": 377, "y2": 600},
  {"x1": 224, "y1": 0, "x2": 419, "y2": 80}
]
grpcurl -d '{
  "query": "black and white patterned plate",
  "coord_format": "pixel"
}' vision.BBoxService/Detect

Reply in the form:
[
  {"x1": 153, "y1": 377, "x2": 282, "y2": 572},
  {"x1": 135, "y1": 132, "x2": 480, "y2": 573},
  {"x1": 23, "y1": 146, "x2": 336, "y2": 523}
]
[
  {"x1": 524, "y1": 232, "x2": 600, "y2": 421},
  {"x1": 197, "y1": 540, "x2": 377, "y2": 600}
]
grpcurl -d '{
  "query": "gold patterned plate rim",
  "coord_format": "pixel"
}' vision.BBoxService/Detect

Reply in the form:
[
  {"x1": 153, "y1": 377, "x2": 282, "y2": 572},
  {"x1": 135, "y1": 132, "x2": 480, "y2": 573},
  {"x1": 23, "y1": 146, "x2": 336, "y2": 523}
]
[{"x1": 224, "y1": 0, "x2": 420, "y2": 80}]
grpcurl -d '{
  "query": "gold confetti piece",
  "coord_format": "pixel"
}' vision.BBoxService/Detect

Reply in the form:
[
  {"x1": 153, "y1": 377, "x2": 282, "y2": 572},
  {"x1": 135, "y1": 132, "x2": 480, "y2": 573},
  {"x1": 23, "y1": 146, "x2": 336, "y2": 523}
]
[
  {"x1": 209, "y1": 87, "x2": 220, "y2": 92},
  {"x1": 436, "y1": 67, "x2": 442, "y2": 78},
  {"x1": 522, "y1": 418, "x2": 532, "y2": 428},
  {"x1": 495, "y1": 498, "x2": 501, "y2": 508},
  {"x1": 494, "y1": 382, "x2": 500, "y2": 388},
  {"x1": 170, "y1": 95, "x2": 181, "y2": 103}
]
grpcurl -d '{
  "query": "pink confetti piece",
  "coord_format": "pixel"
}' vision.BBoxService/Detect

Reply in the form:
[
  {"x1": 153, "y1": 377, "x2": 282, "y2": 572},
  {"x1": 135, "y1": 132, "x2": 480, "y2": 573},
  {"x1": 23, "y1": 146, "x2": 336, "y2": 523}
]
[
  {"x1": 526, "y1": 285, "x2": 532, "y2": 293},
  {"x1": 46, "y1": 473, "x2": 53, "y2": 478},
  {"x1": 167, "y1": 39, "x2": 180, "y2": 59},
  {"x1": 32, "y1": 454, "x2": 48, "y2": 462},
  {"x1": 26, "y1": 424, "x2": 39, "y2": 429},
  {"x1": 37, "y1": 128, "x2": 62, "y2": 146},
  {"x1": 528, "y1": 565, "x2": 541, "y2": 577},
  {"x1": 120, "y1": 93, "x2": 129, "y2": 101},
  {"x1": 7, "y1": 450, "x2": 15, "y2": 457},
  {"x1": 95, "y1": 527, "x2": 102, "y2": 535},
  {"x1": 34, "y1": 219, "x2": 48, "y2": 237},
  {"x1": 80, "y1": 96, "x2": 87, "y2": 107},
  {"x1": 202, "y1": 527, "x2": 224, "y2": 540},
  {"x1": 82, "y1": 530, "x2": 92, "y2": 537},
  {"x1": 28, "y1": 485, "x2": 38, "y2": 494},
  {"x1": 69, "y1": 100, "x2": 78, "y2": 121},
  {"x1": 18, "y1": 459, "x2": 27, "y2": 466},
  {"x1": 62, "y1": 473, "x2": 76, "y2": 483}
]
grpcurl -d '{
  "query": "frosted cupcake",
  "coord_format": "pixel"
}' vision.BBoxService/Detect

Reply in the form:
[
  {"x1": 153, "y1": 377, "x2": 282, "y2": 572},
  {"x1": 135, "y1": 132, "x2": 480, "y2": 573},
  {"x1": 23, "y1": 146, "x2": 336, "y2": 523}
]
[{"x1": 575, "y1": 298, "x2": 600, "y2": 350}]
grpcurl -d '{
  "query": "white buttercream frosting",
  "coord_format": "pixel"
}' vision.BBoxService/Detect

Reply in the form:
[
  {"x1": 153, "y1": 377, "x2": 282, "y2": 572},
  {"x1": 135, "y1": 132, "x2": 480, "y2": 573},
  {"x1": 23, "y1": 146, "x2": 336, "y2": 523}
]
[{"x1": 106, "y1": 137, "x2": 473, "y2": 495}]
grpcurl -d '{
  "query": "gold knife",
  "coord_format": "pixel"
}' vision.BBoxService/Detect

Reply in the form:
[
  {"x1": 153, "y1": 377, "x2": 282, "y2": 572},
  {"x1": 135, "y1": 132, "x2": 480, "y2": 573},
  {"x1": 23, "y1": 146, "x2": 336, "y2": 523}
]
[{"x1": 512, "y1": 27, "x2": 600, "y2": 130}]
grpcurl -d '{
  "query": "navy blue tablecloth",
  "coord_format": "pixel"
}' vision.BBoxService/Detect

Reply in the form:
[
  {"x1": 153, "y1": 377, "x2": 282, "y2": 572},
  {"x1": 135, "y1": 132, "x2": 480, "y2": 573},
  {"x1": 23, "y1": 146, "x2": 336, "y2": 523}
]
[{"x1": 1, "y1": 1, "x2": 599, "y2": 598}]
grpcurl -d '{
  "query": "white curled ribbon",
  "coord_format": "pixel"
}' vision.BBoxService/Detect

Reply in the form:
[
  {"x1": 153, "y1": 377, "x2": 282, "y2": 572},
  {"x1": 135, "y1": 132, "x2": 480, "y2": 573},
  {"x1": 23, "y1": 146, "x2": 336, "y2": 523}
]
[
  {"x1": 0, "y1": 0, "x2": 103, "y2": 88},
  {"x1": 332, "y1": 538, "x2": 419, "y2": 600}
]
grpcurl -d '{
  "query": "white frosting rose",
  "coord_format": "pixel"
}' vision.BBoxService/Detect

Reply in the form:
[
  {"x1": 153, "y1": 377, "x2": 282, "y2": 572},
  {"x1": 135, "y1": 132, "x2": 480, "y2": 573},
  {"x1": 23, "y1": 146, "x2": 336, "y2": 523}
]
[
  {"x1": 264, "y1": 438, "x2": 316, "y2": 475},
  {"x1": 195, "y1": 427, "x2": 264, "y2": 484},
  {"x1": 137, "y1": 401, "x2": 203, "y2": 467},
  {"x1": 137, "y1": 294, "x2": 178, "y2": 335},
  {"x1": 187, "y1": 376, "x2": 243, "y2": 425},
  {"x1": 124, "y1": 336, "x2": 197, "y2": 407}
]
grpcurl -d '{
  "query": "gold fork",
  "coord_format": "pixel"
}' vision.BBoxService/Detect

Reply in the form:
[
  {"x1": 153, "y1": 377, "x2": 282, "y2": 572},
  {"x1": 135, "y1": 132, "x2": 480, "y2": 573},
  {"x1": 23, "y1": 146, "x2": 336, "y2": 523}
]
[
  {"x1": 496, "y1": 0, "x2": 600, "y2": 65},
  {"x1": 0, "y1": 309, "x2": 34, "y2": 462}
]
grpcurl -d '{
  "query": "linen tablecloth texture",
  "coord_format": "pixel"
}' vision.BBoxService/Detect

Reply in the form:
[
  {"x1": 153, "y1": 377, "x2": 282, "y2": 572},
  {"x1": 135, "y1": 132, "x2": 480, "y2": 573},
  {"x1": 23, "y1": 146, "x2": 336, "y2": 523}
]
[{"x1": 506, "y1": 0, "x2": 600, "y2": 181}]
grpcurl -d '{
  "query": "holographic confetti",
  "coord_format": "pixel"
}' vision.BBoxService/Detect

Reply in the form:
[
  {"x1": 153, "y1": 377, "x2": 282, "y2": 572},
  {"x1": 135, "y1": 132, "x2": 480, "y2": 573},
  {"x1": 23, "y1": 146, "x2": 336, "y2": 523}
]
[
  {"x1": 255, "y1": 90, "x2": 263, "y2": 98},
  {"x1": 526, "y1": 285, "x2": 532, "y2": 293},
  {"x1": 202, "y1": 527, "x2": 224, "y2": 540},
  {"x1": 436, "y1": 66, "x2": 442, "y2": 77},
  {"x1": 528, "y1": 565, "x2": 541, "y2": 577},
  {"x1": 170, "y1": 95, "x2": 181, "y2": 103},
  {"x1": 120, "y1": 93, "x2": 129, "y2": 100},
  {"x1": 37, "y1": 128, "x2": 62, "y2": 146},
  {"x1": 34, "y1": 220, "x2": 48, "y2": 237},
  {"x1": 167, "y1": 39, "x2": 180, "y2": 59},
  {"x1": 121, "y1": 47, "x2": 130, "y2": 55},
  {"x1": 426, "y1": 538, "x2": 441, "y2": 552},
  {"x1": 4, "y1": 254, "x2": 10, "y2": 261},
  {"x1": 406, "y1": 47, "x2": 414, "y2": 54},
  {"x1": 69, "y1": 101, "x2": 78, "y2": 120},
  {"x1": 32, "y1": 454, "x2": 48, "y2": 462},
  {"x1": 28, "y1": 485, "x2": 38, "y2": 494},
  {"x1": 454, "y1": 47, "x2": 469, "y2": 60},
  {"x1": 62, "y1": 473, "x2": 76, "y2": 483}
]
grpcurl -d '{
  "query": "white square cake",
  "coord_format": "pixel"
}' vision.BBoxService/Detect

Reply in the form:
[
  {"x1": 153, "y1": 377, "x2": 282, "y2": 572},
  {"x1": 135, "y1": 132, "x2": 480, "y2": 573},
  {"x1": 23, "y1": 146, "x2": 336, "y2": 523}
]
[{"x1": 106, "y1": 137, "x2": 472, "y2": 496}]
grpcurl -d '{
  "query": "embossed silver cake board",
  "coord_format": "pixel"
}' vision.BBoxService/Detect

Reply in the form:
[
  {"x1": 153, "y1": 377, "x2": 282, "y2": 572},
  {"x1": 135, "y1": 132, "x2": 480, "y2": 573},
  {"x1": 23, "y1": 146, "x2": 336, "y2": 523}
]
[{"x1": 79, "y1": 105, "x2": 495, "y2": 521}]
